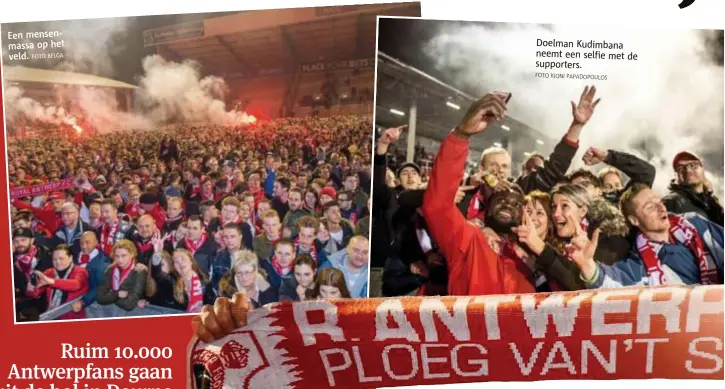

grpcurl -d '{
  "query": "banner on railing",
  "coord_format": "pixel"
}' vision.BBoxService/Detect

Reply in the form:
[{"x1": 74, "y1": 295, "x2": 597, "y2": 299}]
[
  {"x1": 187, "y1": 285, "x2": 724, "y2": 389},
  {"x1": 10, "y1": 178, "x2": 74, "y2": 200},
  {"x1": 300, "y1": 58, "x2": 374, "y2": 73}
]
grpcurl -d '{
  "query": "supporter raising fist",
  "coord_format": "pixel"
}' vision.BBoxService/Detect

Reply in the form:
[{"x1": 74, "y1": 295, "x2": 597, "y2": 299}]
[{"x1": 582, "y1": 146, "x2": 608, "y2": 166}]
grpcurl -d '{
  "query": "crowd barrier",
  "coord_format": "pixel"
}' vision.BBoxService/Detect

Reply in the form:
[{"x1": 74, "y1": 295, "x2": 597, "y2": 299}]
[
  {"x1": 188, "y1": 285, "x2": 724, "y2": 389},
  {"x1": 40, "y1": 298, "x2": 185, "y2": 321}
]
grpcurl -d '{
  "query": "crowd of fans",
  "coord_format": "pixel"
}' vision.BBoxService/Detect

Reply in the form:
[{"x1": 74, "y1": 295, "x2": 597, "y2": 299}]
[
  {"x1": 371, "y1": 86, "x2": 724, "y2": 297},
  {"x1": 10, "y1": 115, "x2": 372, "y2": 322}
]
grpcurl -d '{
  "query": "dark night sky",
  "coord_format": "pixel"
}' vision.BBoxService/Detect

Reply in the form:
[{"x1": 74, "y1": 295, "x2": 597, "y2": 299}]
[{"x1": 377, "y1": 17, "x2": 489, "y2": 95}]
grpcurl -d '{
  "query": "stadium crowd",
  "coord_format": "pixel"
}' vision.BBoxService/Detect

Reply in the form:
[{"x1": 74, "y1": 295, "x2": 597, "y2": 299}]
[
  {"x1": 9, "y1": 115, "x2": 372, "y2": 322},
  {"x1": 371, "y1": 86, "x2": 724, "y2": 297}
]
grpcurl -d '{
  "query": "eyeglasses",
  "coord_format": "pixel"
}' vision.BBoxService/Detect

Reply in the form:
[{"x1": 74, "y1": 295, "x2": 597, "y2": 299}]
[{"x1": 675, "y1": 161, "x2": 701, "y2": 174}]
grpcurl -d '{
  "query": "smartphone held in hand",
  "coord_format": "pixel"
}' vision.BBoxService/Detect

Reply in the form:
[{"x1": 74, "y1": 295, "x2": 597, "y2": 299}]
[{"x1": 492, "y1": 91, "x2": 512, "y2": 104}]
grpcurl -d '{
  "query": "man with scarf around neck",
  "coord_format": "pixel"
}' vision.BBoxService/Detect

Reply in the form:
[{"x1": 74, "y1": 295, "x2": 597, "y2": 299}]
[
  {"x1": 96, "y1": 239, "x2": 148, "y2": 311},
  {"x1": 13, "y1": 227, "x2": 53, "y2": 320},
  {"x1": 281, "y1": 188, "x2": 309, "y2": 238},
  {"x1": 177, "y1": 215, "x2": 219, "y2": 276},
  {"x1": 422, "y1": 93, "x2": 543, "y2": 296},
  {"x1": 51, "y1": 203, "x2": 90, "y2": 259},
  {"x1": 26, "y1": 244, "x2": 89, "y2": 320},
  {"x1": 96, "y1": 199, "x2": 135, "y2": 256},
  {"x1": 568, "y1": 183, "x2": 724, "y2": 288},
  {"x1": 253, "y1": 210, "x2": 283, "y2": 262},
  {"x1": 208, "y1": 197, "x2": 254, "y2": 251},
  {"x1": 259, "y1": 239, "x2": 296, "y2": 290},
  {"x1": 133, "y1": 215, "x2": 172, "y2": 268},
  {"x1": 71, "y1": 232, "x2": 111, "y2": 314},
  {"x1": 206, "y1": 223, "x2": 247, "y2": 300},
  {"x1": 294, "y1": 216, "x2": 329, "y2": 267}
]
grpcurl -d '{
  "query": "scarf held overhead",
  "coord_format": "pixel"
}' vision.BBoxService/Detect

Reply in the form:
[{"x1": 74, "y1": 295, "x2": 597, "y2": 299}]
[{"x1": 188, "y1": 286, "x2": 723, "y2": 389}]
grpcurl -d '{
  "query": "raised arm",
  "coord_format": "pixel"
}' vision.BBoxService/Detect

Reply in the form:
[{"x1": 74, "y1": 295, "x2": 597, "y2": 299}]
[
  {"x1": 422, "y1": 93, "x2": 507, "y2": 260},
  {"x1": 583, "y1": 147, "x2": 656, "y2": 188},
  {"x1": 373, "y1": 126, "x2": 406, "y2": 212},
  {"x1": 518, "y1": 86, "x2": 600, "y2": 193}
]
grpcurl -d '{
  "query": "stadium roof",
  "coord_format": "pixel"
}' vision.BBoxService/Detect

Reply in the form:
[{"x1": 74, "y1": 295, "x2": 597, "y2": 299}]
[
  {"x1": 147, "y1": 2, "x2": 421, "y2": 79},
  {"x1": 4, "y1": 66, "x2": 138, "y2": 89},
  {"x1": 375, "y1": 51, "x2": 556, "y2": 164}
]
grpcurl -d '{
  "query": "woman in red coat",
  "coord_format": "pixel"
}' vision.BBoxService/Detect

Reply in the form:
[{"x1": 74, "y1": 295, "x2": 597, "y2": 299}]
[{"x1": 26, "y1": 244, "x2": 89, "y2": 320}]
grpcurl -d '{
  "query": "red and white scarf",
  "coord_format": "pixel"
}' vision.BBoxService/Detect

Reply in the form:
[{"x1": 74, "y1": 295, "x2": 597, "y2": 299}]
[
  {"x1": 126, "y1": 203, "x2": 141, "y2": 218},
  {"x1": 295, "y1": 239, "x2": 318, "y2": 262},
  {"x1": 636, "y1": 214, "x2": 719, "y2": 286},
  {"x1": 135, "y1": 231, "x2": 158, "y2": 255},
  {"x1": 100, "y1": 221, "x2": 120, "y2": 255},
  {"x1": 467, "y1": 191, "x2": 486, "y2": 221},
  {"x1": 112, "y1": 262, "x2": 135, "y2": 291},
  {"x1": 15, "y1": 246, "x2": 39, "y2": 279},
  {"x1": 271, "y1": 255, "x2": 293, "y2": 277},
  {"x1": 78, "y1": 249, "x2": 98, "y2": 268},
  {"x1": 186, "y1": 273, "x2": 204, "y2": 313},
  {"x1": 185, "y1": 232, "x2": 208, "y2": 254}
]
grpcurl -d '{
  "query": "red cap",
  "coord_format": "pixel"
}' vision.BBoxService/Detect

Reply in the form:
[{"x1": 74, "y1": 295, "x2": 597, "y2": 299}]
[
  {"x1": 48, "y1": 192, "x2": 65, "y2": 200},
  {"x1": 672, "y1": 151, "x2": 702, "y2": 170},
  {"x1": 320, "y1": 186, "x2": 337, "y2": 200}
]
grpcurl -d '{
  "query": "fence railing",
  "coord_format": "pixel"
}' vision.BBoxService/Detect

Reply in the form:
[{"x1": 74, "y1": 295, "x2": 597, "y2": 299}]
[{"x1": 39, "y1": 296, "x2": 185, "y2": 321}]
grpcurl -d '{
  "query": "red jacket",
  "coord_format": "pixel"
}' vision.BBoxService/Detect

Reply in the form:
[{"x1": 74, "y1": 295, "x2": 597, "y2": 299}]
[
  {"x1": 27, "y1": 266, "x2": 89, "y2": 320},
  {"x1": 13, "y1": 200, "x2": 62, "y2": 233},
  {"x1": 421, "y1": 133, "x2": 536, "y2": 296}
]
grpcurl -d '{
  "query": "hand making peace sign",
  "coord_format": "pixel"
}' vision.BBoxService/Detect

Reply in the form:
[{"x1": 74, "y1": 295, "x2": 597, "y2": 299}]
[
  {"x1": 152, "y1": 232, "x2": 170, "y2": 254},
  {"x1": 564, "y1": 213, "x2": 600, "y2": 280},
  {"x1": 512, "y1": 207, "x2": 546, "y2": 255}
]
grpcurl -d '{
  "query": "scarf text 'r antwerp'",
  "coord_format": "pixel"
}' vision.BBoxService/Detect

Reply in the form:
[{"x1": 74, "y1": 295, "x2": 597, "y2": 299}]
[{"x1": 189, "y1": 285, "x2": 724, "y2": 389}]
